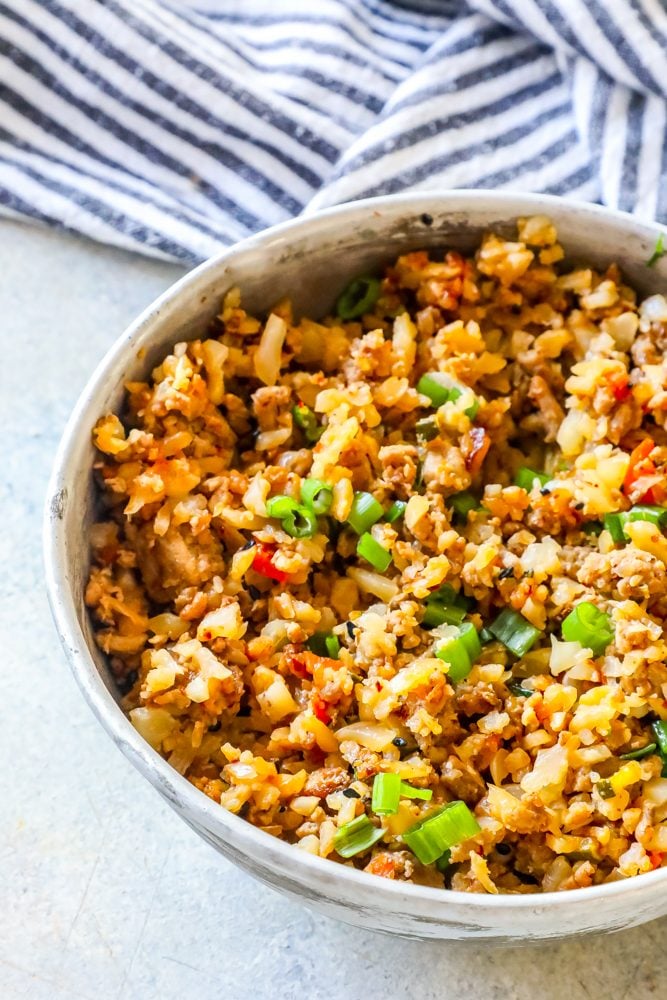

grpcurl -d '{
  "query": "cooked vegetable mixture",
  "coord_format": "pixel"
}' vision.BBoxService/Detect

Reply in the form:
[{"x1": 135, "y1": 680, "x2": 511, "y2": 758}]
[{"x1": 87, "y1": 216, "x2": 667, "y2": 893}]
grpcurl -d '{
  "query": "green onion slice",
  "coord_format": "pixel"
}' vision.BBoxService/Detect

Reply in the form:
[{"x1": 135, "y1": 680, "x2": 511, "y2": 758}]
[
  {"x1": 514, "y1": 467, "x2": 550, "y2": 491},
  {"x1": 357, "y1": 532, "x2": 392, "y2": 572},
  {"x1": 652, "y1": 720, "x2": 667, "y2": 755},
  {"x1": 371, "y1": 774, "x2": 435, "y2": 818},
  {"x1": 435, "y1": 849, "x2": 452, "y2": 872},
  {"x1": 416, "y1": 417, "x2": 439, "y2": 441},
  {"x1": 447, "y1": 491, "x2": 481, "y2": 522},
  {"x1": 435, "y1": 637, "x2": 471, "y2": 684},
  {"x1": 371, "y1": 773, "x2": 401, "y2": 815},
  {"x1": 604, "y1": 505, "x2": 667, "y2": 544},
  {"x1": 429, "y1": 583, "x2": 472, "y2": 610},
  {"x1": 596, "y1": 778, "x2": 615, "y2": 800},
  {"x1": 347, "y1": 491, "x2": 384, "y2": 534},
  {"x1": 458, "y1": 621, "x2": 482, "y2": 662},
  {"x1": 507, "y1": 679, "x2": 533, "y2": 698},
  {"x1": 417, "y1": 372, "x2": 479, "y2": 419},
  {"x1": 435, "y1": 624, "x2": 481, "y2": 684},
  {"x1": 479, "y1": 626, "x2": 494, "y2": 644},
  {"x1": 647, "y1": 233, "x2": 666, "y2": 268},
  {"x1": 333, "y1": 814, "x2": 385, "y2": 858},
  {"x1": 402, "y1": 801, "x2": 481, "y2": 865},
  {"x1": 603, "y1": 512, "x2": 627, "y2": 544},
  {"x1": 619, "y1": 742, "x2": 657, "y2": 761},
  {"x1": 400, "y1": 783, "x2": 433, "y2": 802},
  {"x1": 561, "y1": 602, "x2": 613, "y2": 657},
  {"x1": 385, "y1": 500, "x2": 407, "y2": 523},
  {"x1": 489, "y1": 608, "x2": 542, "y2": 658},
  {"x1": 292, "y1": 403, "x2": 322, "y2": 443},
  {"x1": 266, "y1": 495, "x2": 318, "y2": 538},
  {"x1": 422, "y1": 603, "x2": 467, "y2": 629},
  {"x1": 307, "y1": 631, "x2": 340, "y2": 659},
  {"x1": 336, "y1": 276, "x2": 381, "y2": 320},
  {"x1": 652, "y1": 721, "x2": 667, "y2": 775},
  {"x1": 301, "y1": 477, "x2": 333, "y2": 515},
  {"x1": 266, "y1": 495, "x2": 298, "y2": 519}
]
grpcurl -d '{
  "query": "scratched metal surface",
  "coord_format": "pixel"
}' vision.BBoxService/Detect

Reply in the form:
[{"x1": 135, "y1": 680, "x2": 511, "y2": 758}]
[{"x1": 2, "y1": 217, "x2": 666, "y2": 999}]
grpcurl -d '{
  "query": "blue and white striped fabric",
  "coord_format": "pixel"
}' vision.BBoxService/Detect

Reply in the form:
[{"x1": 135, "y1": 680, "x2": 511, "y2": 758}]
[{"x1": 0, "y1": 0, "x2": 665, "y2": 264}]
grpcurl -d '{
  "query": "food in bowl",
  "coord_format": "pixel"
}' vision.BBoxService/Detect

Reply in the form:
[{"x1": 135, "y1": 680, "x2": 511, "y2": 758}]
[{"x1": 85, "y1": 215, "x2": 667, "y2": 895}]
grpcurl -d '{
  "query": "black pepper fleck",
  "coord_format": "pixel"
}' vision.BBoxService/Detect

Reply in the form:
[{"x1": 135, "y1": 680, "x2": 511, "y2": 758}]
[{"x1": 420, "y1": 212, "x2": 433, "y2": 226}]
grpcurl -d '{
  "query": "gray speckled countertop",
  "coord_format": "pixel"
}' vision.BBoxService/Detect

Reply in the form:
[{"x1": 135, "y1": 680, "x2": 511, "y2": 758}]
[{"x1": 2, "y1": 218, "x2": 666, "y2": 1000}]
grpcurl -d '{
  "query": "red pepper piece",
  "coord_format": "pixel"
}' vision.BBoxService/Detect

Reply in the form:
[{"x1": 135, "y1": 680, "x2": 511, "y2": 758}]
[
  {"x1": 252, "y1": 544, "x2": 288, "y2": 583},
  {"x1": 312, "y1": 694, "x2": 331, "y2": 725},
  {"x1": 611, "y1": 377, "x2": 631, "y2": 402},
  {"x1": 623, "y1": 438, "x2": 663, "y2": 503}
]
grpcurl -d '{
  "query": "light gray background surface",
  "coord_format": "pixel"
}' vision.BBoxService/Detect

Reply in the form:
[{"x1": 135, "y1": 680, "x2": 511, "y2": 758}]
[{"x1": 2, "y1": 218, "x2": 666, "y2": 999}]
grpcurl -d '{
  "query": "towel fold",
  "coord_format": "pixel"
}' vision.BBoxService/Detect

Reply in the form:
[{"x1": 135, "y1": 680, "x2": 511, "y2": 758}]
[{"x1": 0, "y1": 0, "x2": 665, "y2": 263}]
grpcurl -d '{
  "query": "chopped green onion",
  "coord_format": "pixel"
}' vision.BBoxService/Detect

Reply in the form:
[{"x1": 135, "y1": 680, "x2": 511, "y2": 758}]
[
  {"x1": 357, "y1": 532, "x2": 392, "y2": 571},
  {"x1": 479, "y1": 626, "x2": 494, "y2": 644},
  {"x1": 605, "y1": 505, "x2": 667, "y2": 544},
  {"x1": 422, "y1": 603, "x2": 466, "y2": 629},
  {"x1": 625, "y1": 504, "x2": 667, "y2": 527},
  {"x1": 414, "y1": 459, "x2": 424, "y2": 490},
  {"x1": 582, "y1": 521, "x2": 602, "y2": 537},
  {"x1": 603, "y1": 512, "x2": 627, "y2": 544},
  {"x1": 507, "y1": 679, "x2": 533, "y2": 698},
  {"x1": 307, "y1": 631, "x2": 340, "y2": 659},
  {"x1": 435, "y1": 849, "x2": 452, "y2": 872},
  {"x1": 385, "y1": 500, "x2": 407, "y2": 523},
  {"x1": 417, "y1": 372, "x2": 479, "y2": 419},
  {"x1": 620, "y1": 742, "x2": 657, "y2": 761},
  {"x1": 292, "y1": 403, "x2": 322, "y2": 443},
  {"x1": 652, "y1": 720, "x2": 667, "y2": 755},
  {"x1": 300, "y1": 477, "x2": 333, "y2": 515},
  {"x1": 596, "y1": 778, "x2": 615, "y2": 800},
  {"x1": 265, "y1": 495, "x2": 318, "y2": 538},
  {"x1": 371, "y1": 772, "x2": 401, "y2": 815},
  {"x1": 347, "y1": 491, "x2": 384, "y2": 534},
  {"x1": 465, "y1": 398, "x2": 480, "y2": 421},
  {"x1": 561, "y1": 602, "x2": 613, "y2": 657},
  {"x1": 336, "y1": 275, "x2": 381, "y2": 320},
  {"x1": 416, "y1": 417, "x2": 439, "y2": 441},
  {"x1": 514, "y1": 467, "x2": 550, "y2": 491},
  {"x1": 266, "y1": 495, "x2": 299, "y2": 519},
  {"x1": 447, "y1": 491, "x2": 481, "y2": 522},
  {"x1": 435, "y1": 624, "x2": 481, "y2": 683},
  {"x1": 647, "y1": 233, "x2": 666, "y2": 268},
  {"x1": 371, "y1": 775, "x2": 434, "y2": 817},
  {"x1": 429, "y1": 583, "x2": 472, "y2": 610},
  {"x1": 400, "y1": 783, "x2": 433, "y2": 802},
  {"x1": 284, "y1": 506, "x2": 318, "y2": 538},
  {"x1": 402, "y1": 801, "x2": 480, "y2": 865},
  {"x1": 435, "y1": 635, "x2": 471, "y2": 683},
  {"x1": 333, "y1": 814, "x2": 384, "y2": 858},
  {"x1": 489, "y1": 608, "x2": 542, "y2": 657},
  {"x1": 417, "y1": 372, "x2": 454, "y2": 407},
  {"x1": 458, "y1": 621, "x2": 482, "y2": 663},
  {"x1": 651, "y1": 721, "x2": 667, "y2": 776}
]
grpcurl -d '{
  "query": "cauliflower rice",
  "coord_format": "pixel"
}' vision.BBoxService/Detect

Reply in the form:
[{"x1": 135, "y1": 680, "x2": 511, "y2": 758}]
[{"x1": 86, "y1": 216, "x2": 667, "y2": 894}]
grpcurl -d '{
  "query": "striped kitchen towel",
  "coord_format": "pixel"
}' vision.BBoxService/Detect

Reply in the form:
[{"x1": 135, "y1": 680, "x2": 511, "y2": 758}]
[{"x1": 0, "y1": 0, "x2": 666, "y2": 264}]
